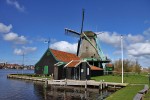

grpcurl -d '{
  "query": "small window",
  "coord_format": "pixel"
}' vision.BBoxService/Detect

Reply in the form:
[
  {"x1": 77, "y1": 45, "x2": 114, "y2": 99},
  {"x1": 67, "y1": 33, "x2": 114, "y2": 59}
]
[
  {"x1": 87, "y1": 68, "x2": 89, "y2": 75},
  {"x1": 81, "y1": 69, "x2": 84, "y2": 73}
]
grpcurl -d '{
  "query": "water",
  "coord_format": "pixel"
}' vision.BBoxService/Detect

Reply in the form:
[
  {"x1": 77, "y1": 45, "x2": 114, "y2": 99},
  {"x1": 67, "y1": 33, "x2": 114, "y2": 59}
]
[{"x1": 0, "y1": 69, "x2": 117, "y2": 100}]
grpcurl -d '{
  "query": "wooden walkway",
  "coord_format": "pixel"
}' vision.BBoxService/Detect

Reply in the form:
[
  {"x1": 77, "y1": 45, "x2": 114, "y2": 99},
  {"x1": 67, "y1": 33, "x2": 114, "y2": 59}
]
[
  {"x1": 7, "y1": 74, "x2": 47, "y2": 82},
  {"x1": 48, "y1": 79, "x2": 128, "y2": 88},
  {"x1": 7, "y1": 74, "x2": 128, "y2": 90}
]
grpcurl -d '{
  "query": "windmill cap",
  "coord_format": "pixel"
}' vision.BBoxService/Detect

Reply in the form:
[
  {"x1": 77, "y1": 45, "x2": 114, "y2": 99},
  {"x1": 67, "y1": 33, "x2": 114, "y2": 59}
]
[{"x1": 81, "y1": 31, "x2": 96, "y2": 37}]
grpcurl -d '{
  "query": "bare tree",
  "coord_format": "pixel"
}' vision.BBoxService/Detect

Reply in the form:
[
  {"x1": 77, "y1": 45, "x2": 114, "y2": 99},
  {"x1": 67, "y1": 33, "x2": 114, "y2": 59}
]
[
  {"x1": 148, "y1": 67, "x2": 150, "y2": 73},
  {"x1": 114, "y1": 59, "x2": 141, "y2": 74}
]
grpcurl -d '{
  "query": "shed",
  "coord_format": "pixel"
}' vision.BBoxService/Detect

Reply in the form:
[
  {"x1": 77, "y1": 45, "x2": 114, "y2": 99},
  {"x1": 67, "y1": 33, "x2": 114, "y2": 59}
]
[
  {"x1": 35, "y1": 48, "x2": 80, "y2": 78},
  {"x1": 90, "y1": 65, "x2": 103, "y2": 76},
  {"x1": 105, "y1": 63, "x2": 114, "y2": 74},
  {"x1": 64, "y1": 60, "x2": 91, "y2": 80}
]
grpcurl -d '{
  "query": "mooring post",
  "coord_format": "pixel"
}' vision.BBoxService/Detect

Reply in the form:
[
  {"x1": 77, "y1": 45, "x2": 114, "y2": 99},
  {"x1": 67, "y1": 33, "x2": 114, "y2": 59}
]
[
  {"x1": 85, "y1": 79, "x2": 87, "y2": 90},
  {"x1": 103, "y1": 80, "x2": 105, "y2": 89},
  {"x1": 44, "y1": 78, "x2": 48, "y2": 88},
  {"x1": 99, "y1": 80, "x2": 101, "y2": 92},
  {"x1": 100, "y1": 80, "x2": 102, "y2": 90},
  {"x1": 106, "y1": 82, "x2": 108, "y2": 88},
  {"x1": 65, "y1": 78, "x2": 67, "y2": 86},
  {"x1": 114, "y1": 85, "x2": 116, "y2": 91}
]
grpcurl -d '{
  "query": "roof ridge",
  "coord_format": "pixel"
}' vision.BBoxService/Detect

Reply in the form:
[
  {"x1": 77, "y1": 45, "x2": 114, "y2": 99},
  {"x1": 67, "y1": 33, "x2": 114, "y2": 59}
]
[{"x1": 50, "y1": 48, "x2": 76, "y2": 55}]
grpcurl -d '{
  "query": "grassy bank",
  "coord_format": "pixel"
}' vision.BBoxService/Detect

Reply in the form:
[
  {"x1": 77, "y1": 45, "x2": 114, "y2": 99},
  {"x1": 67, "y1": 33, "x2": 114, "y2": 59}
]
[
  {"x1": 106, "y1": 85, "x2": 144, "y2": 100},
  {"x1": 143, "y1": 89, "x2": 150, "y2": 100},
  {"x1": 91, "y1": 74, "x2": 149, "y2": 100}
]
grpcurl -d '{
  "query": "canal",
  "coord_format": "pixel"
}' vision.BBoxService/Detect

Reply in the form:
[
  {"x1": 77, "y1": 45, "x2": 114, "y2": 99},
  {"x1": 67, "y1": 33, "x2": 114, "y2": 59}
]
[{"x1": 0, "y1": 69, "x2": 118, "y2": 100}]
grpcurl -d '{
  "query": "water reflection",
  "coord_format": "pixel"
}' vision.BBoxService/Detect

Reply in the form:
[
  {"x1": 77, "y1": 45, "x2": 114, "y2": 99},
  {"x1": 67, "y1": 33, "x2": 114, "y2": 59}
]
[
  {"x1": 34, "y1": 82, "x2": 117, "y2": 100},
  {"x1": 0, "y1": 70, "x2": 118, "y2": 100}
]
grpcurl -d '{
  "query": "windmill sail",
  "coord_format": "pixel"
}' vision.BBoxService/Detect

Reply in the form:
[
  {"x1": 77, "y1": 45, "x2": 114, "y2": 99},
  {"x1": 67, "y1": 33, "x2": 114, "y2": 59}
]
[
  {"x1": 65, "y1": 28, "x2": 80, "y2": 38},
  {"x1": 77, "y1": 9, "x2": 85, "y2": 56}
]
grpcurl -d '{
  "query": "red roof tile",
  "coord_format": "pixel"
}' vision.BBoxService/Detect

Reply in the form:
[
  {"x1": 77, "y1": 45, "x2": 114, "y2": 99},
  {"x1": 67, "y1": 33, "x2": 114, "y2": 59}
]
[
  {"x1": 65, "y1": 60, "x2": 80, "y2": 68},
  {"x1": 90, "y1": 65, "x2": 103, "y2": 70},
  {"x1": 50, "y1": 49, "x2": 80, "y2": 63},
  {"x1": 105, "y1": 63, "x2": 114, "y2": 67}
]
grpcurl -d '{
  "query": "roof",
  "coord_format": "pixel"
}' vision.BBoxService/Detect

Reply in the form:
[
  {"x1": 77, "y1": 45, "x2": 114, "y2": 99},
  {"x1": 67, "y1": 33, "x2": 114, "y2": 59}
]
[
  {"x1": 50, "y1": 49, "x2": 80, "y2": 63},
  {"x1": 65, "y1": 60, "x2": 80, "y2": 68},
  {"x1": 90, "y1": 65, "x2": 103, "y2": 70},
  {"x1": 105, "y1": 63, "x2": 114, "y2": 67}
]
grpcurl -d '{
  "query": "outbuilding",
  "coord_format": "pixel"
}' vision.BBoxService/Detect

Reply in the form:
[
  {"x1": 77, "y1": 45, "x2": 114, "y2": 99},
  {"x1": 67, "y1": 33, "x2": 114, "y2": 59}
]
[{"x1": 35, "y1": 48, "x2": 104, "y2": 80}]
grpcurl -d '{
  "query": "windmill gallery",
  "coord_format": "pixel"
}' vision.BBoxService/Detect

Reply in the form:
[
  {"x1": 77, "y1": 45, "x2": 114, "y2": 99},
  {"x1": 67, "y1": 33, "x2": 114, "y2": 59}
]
[{"x1": 35, "y1": 10, "x2": 113, "y2": 80}]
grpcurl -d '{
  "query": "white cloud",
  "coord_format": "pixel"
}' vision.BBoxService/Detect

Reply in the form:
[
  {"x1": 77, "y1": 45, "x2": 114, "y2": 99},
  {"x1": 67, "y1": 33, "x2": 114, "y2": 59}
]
[
  {"x1": 50, "y1": 41, "x2": 77, "y2": 54},
  {"x1": 127, "y1": 42, "x2": 150, "y2": 57},
  {"x1": 97, "y1": 31, "x2": 121, "y2": 47},
  {"x1": 14, "y1": 48, "x2": 23, "y2": 55},
  {"x1": 37, "y1": 37, "x2": 57, "y2": 43},
  {"x1": 3, "y1": 32, "x2": 27, "y2": 44},
  {"x1": 14, "y1": 46, "x2": 37, "y2": 55},
  {"x1": 113, "y1": 50, "x2": 121, "y2": 55},
  {"x1": 126, "y1": 34, "x2": 144, "y2": 43},
  {"x1": 0, "y1": 23, "x2": 12, "y2": 33},
  {"x1": 6, "y1": 0, "x2": 25, "y2": 12}
]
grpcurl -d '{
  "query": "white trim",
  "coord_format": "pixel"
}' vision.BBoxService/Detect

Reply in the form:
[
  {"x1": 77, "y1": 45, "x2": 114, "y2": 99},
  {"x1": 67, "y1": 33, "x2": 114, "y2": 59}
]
[
  {"x1": 74, "y1": 60, "x2": 82, "y2": 67},
  {"x1": 54, "y1": 62, "x2": 60, "y2": 66},
  {"x1": 64, "y1": 60, "x2": 73, "y2": 67}
]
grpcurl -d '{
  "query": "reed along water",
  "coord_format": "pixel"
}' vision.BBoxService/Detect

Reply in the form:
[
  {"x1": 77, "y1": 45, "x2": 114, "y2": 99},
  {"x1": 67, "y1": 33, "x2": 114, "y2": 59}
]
[{"x1": 0, "y1": 69, "x2": 118, "y2": 100}]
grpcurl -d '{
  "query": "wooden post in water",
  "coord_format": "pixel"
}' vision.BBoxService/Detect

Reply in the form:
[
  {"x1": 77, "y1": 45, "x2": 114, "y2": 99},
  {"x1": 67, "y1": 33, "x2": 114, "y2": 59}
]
[
  {"x1": 85, "y1": 79, "x2": 87, "y2": 90},
  {"x1": 114, "y1": 85, "x2": 116, "y2": 91},
  {"x1": 44, "y1": 78, "x2": 48, "y2": 88},
  {"x1": 103, "y1": 80, "x2": 105, "y2": 89},
  {"x1": 65, "y1": 78, "x2": 67, "y2": 86},
  {"x1": 99, "y1": 80, "x2": 102, "y2": 90},
  {"x1": 105, "y1": 82, "x2": 108, "y2": 88}
]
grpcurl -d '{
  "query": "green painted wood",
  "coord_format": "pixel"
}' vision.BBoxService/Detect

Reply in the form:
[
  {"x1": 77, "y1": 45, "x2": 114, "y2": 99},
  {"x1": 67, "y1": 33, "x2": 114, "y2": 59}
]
[{"x1": 43, "y1": 66, "x2": 48, "y2": 75}]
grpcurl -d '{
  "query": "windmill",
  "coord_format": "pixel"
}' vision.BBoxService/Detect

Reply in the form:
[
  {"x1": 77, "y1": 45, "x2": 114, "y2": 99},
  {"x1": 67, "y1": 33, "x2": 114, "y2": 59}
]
[{"x1": 65, "y1": 9, "x2": 110, "y2": 68}]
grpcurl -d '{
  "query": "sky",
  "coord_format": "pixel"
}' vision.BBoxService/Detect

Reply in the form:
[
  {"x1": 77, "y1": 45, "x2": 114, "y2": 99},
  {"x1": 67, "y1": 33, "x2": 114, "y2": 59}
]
[{"x1": 0, "y1": 0, "x2": 150, "y2": 67}]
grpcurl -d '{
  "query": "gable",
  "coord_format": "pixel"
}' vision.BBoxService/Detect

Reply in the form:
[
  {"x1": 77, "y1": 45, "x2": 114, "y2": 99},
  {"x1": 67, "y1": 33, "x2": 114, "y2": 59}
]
[{"x1": 35, "y1": 49, "x2": 58, "y2": 66}]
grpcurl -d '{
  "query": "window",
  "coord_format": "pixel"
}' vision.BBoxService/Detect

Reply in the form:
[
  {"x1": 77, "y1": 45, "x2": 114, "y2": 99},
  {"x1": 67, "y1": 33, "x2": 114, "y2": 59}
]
[{"x1": 87, "y1": 68, "x2": 89, "y2": 75}]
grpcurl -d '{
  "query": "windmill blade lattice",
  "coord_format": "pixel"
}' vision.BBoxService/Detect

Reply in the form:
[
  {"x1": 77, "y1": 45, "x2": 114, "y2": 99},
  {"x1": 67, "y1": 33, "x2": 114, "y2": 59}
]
[{"x1": 65, "y1": 28, "x2": 80, "y2": 38}]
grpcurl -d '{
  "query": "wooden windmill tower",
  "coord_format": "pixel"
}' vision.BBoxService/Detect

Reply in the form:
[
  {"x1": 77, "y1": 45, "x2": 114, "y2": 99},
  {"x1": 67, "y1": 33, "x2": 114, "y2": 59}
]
[{"x1": 65, "y1": 10, "x2": 110, "y2": 68}]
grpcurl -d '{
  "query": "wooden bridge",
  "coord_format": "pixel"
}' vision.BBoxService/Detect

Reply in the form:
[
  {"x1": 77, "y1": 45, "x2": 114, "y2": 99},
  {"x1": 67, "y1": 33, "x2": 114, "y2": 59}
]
[
  {"x1": 7, "y1": 74, "x2": 128, "y2": 90},
  {"x1": 48, "y1": 79, "x2": 128, "y2": 90}
]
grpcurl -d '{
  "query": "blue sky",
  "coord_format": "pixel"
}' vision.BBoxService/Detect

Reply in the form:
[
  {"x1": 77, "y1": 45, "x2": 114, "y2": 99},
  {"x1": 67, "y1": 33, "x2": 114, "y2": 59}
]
[{"x1": 0, "y1": 0, "x2": 150, "y2": 67}]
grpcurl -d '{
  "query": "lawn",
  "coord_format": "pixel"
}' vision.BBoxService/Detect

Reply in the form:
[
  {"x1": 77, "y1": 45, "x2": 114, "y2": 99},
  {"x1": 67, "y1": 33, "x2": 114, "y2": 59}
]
[
  {"x1": 91, "y1": 74, "x2": 149, "y2": 84},
  {"x1": 91, "y1": 74, "x2": 150, "y2": 100},
  {"x1": 106, "y1": 85, "x2": 144, "y2": 100}
]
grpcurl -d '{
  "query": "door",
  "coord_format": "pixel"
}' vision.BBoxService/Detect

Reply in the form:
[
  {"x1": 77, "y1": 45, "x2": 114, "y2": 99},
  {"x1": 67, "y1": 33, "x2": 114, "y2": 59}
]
[
  {"x1": 43, "y1": 66, "x2": 48, "y2": 75},
  {"x1": 54, "y1": 66, "x2": 58, "y2": 80}
]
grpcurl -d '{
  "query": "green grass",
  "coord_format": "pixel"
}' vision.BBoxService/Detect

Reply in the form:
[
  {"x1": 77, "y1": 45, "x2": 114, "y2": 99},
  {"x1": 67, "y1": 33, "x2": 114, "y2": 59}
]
[
  {"x1": 106, "y1": 85, "x2": 144, "y2": 100},
  {"x1": 143, "y1": 89, "x2": 150, "y2": 100},
  {"x1": 91, "y1": 74, "x2": 149, "y2": 100},
  {"x1": 91, "y1": 74, "x2": 149, "y2": 84}
]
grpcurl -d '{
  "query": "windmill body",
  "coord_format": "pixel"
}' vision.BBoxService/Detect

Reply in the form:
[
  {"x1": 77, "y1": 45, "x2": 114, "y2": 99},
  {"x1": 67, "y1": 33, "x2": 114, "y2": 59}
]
[
  {"x1": 65, "y1": 29, "x2": 111, "y2": 69},
  {"x1": 78, "y1": 31, "x2": 100, "y2": 60}
]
